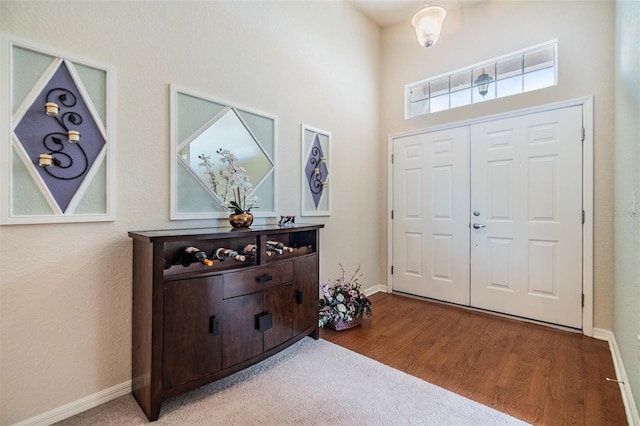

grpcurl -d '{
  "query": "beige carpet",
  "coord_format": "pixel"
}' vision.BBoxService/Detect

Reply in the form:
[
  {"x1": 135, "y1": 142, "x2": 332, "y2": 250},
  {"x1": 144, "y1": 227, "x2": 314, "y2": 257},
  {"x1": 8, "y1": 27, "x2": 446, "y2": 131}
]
[{"x1": 56, "y1": 338, "x2": 528, "y2": 425}]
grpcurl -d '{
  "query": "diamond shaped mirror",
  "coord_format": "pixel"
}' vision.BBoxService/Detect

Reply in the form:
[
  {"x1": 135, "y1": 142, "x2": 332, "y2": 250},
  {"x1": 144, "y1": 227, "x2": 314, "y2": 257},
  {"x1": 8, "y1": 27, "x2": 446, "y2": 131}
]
[
  {"x1": 178, "y1": 109, "x2": 273, "y2": 204},
  {"x1": 171, "y1": 87, "x2": 276, "y2": 220}
]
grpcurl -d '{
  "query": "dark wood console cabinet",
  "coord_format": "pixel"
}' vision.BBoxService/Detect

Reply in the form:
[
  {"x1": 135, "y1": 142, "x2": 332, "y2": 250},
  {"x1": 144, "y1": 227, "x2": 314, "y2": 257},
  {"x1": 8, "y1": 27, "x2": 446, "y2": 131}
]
[{"x1": 128, "y1": 224, "x2": 323, "y2": 421}]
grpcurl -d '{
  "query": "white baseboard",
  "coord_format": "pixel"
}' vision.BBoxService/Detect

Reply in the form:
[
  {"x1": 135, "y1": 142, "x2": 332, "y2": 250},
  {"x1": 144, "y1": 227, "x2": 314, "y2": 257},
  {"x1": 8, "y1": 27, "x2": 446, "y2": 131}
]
[
  {"x1": 363, "y1": 284, "x2": 387, "y2": 296},
  {"x1": 593, "y1": 328, "x2": 640, "y2": 426},
  {"x1": 11, "y1": 380, "x2": 132, "y2": 426}
]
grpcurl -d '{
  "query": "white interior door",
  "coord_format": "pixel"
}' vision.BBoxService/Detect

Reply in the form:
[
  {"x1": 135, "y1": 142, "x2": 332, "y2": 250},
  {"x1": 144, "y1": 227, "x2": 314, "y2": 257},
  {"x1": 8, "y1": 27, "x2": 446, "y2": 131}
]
[
  {"x1": 391, "y1": 105, "x2": 584, "y2": 328},
  {"x1": 392, "y1": 127, "x2": 470, "y2": 305},
  {"x1": 469, "y1": 106, "x2": 583, "y2": 328}
]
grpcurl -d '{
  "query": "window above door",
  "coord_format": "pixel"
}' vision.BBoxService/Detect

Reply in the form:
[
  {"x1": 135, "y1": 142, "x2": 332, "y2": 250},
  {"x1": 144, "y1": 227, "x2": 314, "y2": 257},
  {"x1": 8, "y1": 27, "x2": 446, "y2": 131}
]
[{"x1": 405, "y1": 40, "x2": 557, "y2": 119}]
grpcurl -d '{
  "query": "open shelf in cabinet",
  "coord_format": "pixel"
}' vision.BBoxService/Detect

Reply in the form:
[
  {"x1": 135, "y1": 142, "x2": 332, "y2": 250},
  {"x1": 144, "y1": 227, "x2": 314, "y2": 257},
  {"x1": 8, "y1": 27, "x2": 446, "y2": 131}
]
[
  {"x1": 163, "y1": 235, "x2": 258, "y2": 279},
  {"x1": 262, "y1": 228, "x2": 318, "y2": 263}
]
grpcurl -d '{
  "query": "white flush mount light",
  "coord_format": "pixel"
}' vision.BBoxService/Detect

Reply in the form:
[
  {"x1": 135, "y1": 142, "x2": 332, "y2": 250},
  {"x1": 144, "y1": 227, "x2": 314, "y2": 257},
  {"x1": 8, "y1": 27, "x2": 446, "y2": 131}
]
[{"x1": 411, "y1": 3, "x2": 447, "y2": 48}]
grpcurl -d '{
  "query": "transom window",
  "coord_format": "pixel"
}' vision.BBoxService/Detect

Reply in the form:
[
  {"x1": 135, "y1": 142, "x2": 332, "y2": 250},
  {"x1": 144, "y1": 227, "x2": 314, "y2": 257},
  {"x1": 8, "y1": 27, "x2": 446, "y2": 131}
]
[{"x1": 406, "y1": 41, "x2": 557, "y2": 118}]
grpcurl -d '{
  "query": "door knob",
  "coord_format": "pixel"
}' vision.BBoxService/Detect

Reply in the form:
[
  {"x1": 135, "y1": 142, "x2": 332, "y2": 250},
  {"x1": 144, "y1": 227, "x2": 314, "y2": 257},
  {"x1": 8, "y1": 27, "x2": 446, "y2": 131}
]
[{"x1": 472, "y1": 223, "x2": 486, "y2": 229}]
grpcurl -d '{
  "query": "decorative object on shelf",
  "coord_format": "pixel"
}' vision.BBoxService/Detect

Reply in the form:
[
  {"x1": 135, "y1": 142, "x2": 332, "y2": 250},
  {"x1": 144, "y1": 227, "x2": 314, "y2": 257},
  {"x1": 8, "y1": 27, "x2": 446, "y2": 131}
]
[
  {"x1": 301, "y1": 125, "x2": 330, "y2": 217},
  {"x1": 4, "y1": 40, "x2": 115, "y2": 224},
  {"x1": 198, "y1": 149, "x2": 259, "y2": 228},
  {"x1": 411, "y1": 2, "x2": 447, "y2": 48},
  {"x1": 170, "y1": 86, "x2": 277, "y2": 221},
  {"x1": 319, "y1": 265, "x2": 372, "y2": 331},
  {"x1": 229, "y1": 212, "x2": 254, "y2": 228},
  {"x1": 278, "y1": 215, "x2": 296, "y2": 227}
]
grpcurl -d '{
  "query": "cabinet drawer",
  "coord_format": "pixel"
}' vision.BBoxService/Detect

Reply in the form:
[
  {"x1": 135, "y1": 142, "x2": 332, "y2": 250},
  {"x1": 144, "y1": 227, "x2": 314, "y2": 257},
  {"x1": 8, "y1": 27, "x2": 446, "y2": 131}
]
[{"x1": 223, "y1": 261, "x2": 294, "y2": 299}]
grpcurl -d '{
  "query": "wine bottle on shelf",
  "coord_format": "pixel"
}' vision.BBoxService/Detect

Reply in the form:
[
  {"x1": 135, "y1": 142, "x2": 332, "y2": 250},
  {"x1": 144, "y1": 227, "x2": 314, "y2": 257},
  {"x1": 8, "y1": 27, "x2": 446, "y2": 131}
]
[
  {"x1": 180, "y1": 246, "x2": 214, "y2": 267},
  {"x1": 215, "y1": 248, "x2": 246, "y2": 262},
  {"x1": 266, "y1": 244, "x2": 283, "y2": 255},
  {"x1": 242, "y1": 244, "x2": 257, "y2": 256},
  {"x1": 266, "y1": 240, "x2": 294, "y2": 253}
]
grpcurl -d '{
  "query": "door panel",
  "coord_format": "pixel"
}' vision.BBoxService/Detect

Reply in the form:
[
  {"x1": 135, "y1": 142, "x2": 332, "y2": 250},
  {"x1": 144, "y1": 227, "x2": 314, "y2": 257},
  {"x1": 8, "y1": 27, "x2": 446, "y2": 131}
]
[
  {"x1": 222, "y1": 292, "x2": 263, "y2": 369},
  {"x1": 392, "y1": 105, "x2": 584, "y2": 329},
  {"x1": 163, "y1": 276, "x2": 223, "y2": 389},
  {"x1": 293, "y1": 255, "x2": 319, "y2": 336},
  {"x1": 392, "y1": 127, "x2": 470, "y2": 305},
  {"x1": 263, "y1": 283, "x2": 294, "y2": 351},
  {"x1": 470, "y1": 106, "x2": 583, "y2": 328}
]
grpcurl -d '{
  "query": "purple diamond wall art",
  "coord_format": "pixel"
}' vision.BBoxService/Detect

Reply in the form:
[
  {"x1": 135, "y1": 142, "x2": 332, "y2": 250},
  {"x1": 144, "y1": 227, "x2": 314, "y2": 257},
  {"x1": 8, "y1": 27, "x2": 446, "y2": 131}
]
[
  {"x1": 304, "y1": 135, "x2": 327, "y2": 208},
  {"x1": 14, "y1": 61, "x2": 106, "y2": 212},
  {"x1": 5, "y1": 42, "x2": 114, "y2": 224},
  {"x1": 301, "y1": 125, "x2": 331, "y2": 216}
]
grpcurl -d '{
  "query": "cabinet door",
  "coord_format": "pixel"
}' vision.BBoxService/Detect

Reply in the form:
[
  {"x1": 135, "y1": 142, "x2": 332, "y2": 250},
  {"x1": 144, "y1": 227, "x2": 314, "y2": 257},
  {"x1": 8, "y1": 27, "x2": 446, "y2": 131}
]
[
  {"x1": 163, "y1": 276, "x2": 223, "y2": 389},
  {"x1": 222, "y1": 292, "x2": 263, "y2": 369},
  {"x1": 263, "y1": 283, "x2": 293, "y2": 351},
  {"x1": 293, "y1": 255, "x2": 319, "y2": 336}
]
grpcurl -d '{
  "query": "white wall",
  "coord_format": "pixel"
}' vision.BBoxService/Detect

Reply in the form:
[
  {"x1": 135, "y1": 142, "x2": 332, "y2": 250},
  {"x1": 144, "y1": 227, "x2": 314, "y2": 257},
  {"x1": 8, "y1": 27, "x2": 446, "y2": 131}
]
[
  {"x1": 0, "y1": 1, "x2": 380, "y2": 423},
  {"x1": 379, "y1": 0, "x2": 615, "y2": 329},
  {"x1": 613, "y1": 0, "x2": 640, "y2": 414}
]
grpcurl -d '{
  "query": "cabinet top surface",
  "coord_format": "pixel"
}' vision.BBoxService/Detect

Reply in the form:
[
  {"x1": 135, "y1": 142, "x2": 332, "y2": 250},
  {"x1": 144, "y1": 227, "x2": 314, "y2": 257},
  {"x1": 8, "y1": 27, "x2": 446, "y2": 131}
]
[{"x1": 128, "y1": 223, "x2": 324, "y2": 241}]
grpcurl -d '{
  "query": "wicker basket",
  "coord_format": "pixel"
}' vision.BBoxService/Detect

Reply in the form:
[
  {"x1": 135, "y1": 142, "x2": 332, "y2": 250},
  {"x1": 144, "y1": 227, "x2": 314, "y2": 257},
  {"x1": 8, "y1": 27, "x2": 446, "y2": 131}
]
[{"x1": 326, "y1": 316, "x2": 362, "y2": 331}]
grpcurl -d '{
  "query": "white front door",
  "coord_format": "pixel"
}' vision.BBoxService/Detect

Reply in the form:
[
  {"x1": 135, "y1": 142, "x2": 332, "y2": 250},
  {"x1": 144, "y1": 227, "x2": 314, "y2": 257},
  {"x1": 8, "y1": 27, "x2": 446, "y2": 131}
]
[
  {"x1": 391, "y1": 105, "x2": 584, "y2": 328},
  {"x1": 392, "y1": 127, "x2": 470, "y2": 305},
  {"x1": 469, "y1": 106, "x2": 583, "y2": 328}
]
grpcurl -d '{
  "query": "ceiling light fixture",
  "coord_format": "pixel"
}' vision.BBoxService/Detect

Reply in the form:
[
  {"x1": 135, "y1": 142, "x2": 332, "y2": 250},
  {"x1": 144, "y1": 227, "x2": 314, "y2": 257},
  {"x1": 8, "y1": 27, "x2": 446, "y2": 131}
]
[{"x1": 411, "y1": 2, "x2": 447, "y2": 48}]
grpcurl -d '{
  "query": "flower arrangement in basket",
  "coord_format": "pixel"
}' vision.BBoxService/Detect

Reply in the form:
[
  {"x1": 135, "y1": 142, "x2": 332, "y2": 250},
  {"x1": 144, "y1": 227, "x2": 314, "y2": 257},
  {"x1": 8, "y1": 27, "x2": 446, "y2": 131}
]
[{"x1": 319, "y1": 265, "x2": 372, "y2": 331}]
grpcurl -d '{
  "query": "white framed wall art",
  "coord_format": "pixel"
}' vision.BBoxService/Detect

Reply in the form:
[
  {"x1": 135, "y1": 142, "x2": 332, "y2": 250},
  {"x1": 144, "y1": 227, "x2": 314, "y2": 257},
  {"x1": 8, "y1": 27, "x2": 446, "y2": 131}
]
[
  {"x1": 301, "y1": 124, "x2": 330, "y2": 217},
  {"x1": 1, "y1": 38, "x2": 116, "y2": 224}
]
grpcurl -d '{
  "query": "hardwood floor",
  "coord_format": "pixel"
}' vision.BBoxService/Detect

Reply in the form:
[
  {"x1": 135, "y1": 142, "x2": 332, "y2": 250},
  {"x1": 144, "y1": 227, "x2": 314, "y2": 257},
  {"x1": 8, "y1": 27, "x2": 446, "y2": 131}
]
[{"x1": 320, "y1": 292, "x2": 627, "y2": 425}]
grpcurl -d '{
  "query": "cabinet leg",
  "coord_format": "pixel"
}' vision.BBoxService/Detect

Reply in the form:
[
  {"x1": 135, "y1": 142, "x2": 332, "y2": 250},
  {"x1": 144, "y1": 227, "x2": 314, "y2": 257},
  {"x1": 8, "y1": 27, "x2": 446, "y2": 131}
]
[
  {"x1": 310, "y1": 324, "x2": 320, "y2": 340},
  {"x1": 140, "y1": 402, "x2": 161, "y2": 422},
  {"x1": 149, "y1": 405, "x2": 161, "y2": 422},
  {"x1": 132, "y1": 389, "x2": 161, "y2": 422}
]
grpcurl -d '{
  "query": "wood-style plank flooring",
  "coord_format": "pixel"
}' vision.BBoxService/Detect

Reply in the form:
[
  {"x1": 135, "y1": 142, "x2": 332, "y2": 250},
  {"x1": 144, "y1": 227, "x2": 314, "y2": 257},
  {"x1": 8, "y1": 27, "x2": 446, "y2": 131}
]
[{"x1": 320, "y1": 292, "x2": 627, "y2": 425}]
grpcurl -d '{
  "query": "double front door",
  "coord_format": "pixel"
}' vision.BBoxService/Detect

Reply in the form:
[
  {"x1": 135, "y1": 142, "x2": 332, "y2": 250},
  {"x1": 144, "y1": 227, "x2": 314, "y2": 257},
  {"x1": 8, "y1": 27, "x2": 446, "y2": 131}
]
[{"x1": 392, "y1": 106, "x2": 584, "y2": 328}]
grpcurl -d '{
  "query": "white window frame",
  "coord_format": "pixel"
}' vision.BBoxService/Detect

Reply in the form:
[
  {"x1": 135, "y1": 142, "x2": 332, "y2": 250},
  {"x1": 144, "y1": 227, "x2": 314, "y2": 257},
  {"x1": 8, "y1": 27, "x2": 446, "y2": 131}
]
[{"x1": 405, "y1": 40, "x2": 558, "y2": 119}]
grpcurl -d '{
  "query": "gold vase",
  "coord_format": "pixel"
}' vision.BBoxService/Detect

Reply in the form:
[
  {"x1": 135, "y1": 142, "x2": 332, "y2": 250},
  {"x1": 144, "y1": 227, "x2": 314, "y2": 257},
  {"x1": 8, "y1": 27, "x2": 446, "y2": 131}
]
[{"x1": 229, "y1": 212, "x2": 253, "y2": 228}]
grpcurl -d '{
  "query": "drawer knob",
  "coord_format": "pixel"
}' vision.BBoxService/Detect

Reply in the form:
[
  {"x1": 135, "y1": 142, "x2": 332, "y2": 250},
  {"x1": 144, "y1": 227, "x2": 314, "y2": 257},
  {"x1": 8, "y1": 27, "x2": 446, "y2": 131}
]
[
  {"x1": 257, "y1": 313, "x2": 273, "y2": 332},
  {"x1": 256, "y1": 274, "x2": 273, "y2": 284},
  {"x1": 209, "y1": 316, "x2": 219, "y2": 336}
]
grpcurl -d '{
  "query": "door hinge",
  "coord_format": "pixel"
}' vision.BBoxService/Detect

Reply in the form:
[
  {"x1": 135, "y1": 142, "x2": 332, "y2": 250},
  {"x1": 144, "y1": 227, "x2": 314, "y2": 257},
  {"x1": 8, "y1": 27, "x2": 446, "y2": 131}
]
[
  {"x1": 582, "y1": 293, "x2": 585, "y2": 307},
  {"x1": 391, "y1": 265, "x2": 394, "y2": 275},
  {"x1": 581, "y1": 127, "x2": 585, "y2": 142},
  {"x1": 391, "y1": 154, "x2": 394, "y2": 164},
  {"x1": 391, "y1": 210, "x2": 394, "y2": 219},
  {"x1": 582, "y1": 210, "x2": 585, "y2": 224}
]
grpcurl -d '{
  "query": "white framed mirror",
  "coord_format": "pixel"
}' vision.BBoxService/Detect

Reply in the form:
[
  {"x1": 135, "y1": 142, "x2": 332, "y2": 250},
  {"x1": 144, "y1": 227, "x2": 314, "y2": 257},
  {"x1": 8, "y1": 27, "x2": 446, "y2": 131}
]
[{"x1": 170, "y1": 86, "x2": 277, "y2": 220}]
